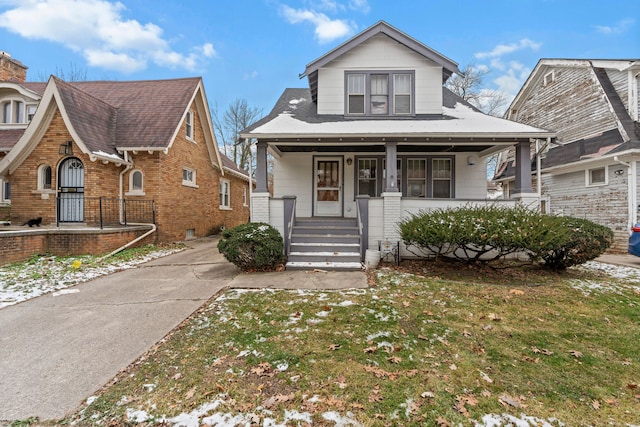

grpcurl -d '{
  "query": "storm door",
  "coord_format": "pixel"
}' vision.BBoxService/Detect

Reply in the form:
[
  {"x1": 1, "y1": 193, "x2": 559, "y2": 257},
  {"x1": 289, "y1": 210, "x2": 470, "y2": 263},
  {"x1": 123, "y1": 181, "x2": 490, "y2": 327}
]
[
  {"x1": 58, "y1": 157, "x2": 85, "y2": 222},
  {"x1": 314, "y1": 157, "x2": 342, "y2": 216}
]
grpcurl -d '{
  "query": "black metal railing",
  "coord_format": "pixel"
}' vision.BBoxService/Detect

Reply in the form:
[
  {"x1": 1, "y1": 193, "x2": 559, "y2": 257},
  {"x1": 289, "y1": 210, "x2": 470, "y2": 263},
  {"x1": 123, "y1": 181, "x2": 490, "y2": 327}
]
[{"x1": 56, "y1": 196, "x2": 155, "y2": 228}]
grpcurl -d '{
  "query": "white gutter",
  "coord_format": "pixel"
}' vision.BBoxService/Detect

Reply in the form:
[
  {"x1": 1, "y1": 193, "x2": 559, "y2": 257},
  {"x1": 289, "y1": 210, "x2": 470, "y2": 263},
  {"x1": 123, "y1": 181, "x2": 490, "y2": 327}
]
[
  {"x1": 614, "y1": 156, "x2": 637, "y2": 233},
  {"x1": 101, "y1": 150, "x2": 157, "y2": 259}
]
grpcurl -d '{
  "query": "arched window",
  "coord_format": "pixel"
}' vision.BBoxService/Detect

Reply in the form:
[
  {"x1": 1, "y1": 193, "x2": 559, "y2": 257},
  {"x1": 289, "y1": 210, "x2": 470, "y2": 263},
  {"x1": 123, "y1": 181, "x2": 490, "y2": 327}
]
[
  {"x1": 37, "y1": 164, "x2": 52, "y2": 190},
  {"x1": 126, "y1": 169, "x2": 145, "y2": 196}
]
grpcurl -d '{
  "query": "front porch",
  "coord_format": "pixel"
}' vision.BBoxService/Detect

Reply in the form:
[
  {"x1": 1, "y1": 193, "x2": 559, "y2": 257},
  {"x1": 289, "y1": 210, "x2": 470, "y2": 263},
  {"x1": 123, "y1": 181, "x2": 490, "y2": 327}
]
[{"x1": 252, "y1": 192, "x2": 521, "y2": 269}]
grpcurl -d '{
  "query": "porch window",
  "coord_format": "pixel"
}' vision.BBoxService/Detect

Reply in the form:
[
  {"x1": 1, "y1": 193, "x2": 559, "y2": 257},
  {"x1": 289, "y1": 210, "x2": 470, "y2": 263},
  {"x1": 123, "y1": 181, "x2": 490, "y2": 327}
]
[
  {"x1": 347, "y1": 74, "x2": 365, "y2": 114},
  {"x1": 357, "y1": 158, "x2": 377, "y2": 196},
  {"x1": 407, "y1": 159, "x2": 426, "y2": 197},
  {"x1": 345, "y1": 71, "x2": 414, "y2": 116},
  {"x1": 432, "y1": 158, "x2": 452, "y2": 198},
  {"x1": 220, "y1": 179, "x2": 230, "y2": 209}
]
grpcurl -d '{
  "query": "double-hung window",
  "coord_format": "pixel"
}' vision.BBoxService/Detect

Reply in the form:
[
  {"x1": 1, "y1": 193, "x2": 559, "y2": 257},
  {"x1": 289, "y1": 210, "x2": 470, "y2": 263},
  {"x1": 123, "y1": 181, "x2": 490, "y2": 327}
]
[
  {"x1": 346, "y1": 71, "x2": 413, "y2": 116},
  {"x1": 219, "y1": 179, "x2": 230, "y2": 209},
  {"x1": 185, "y1": 110, "x2": 194, "y2": 140}
]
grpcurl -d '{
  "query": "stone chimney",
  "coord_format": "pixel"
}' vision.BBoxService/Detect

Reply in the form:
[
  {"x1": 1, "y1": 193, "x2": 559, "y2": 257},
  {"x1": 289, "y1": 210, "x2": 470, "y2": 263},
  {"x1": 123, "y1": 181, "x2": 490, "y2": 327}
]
[{"x1": 0, "y1": 51, "x2": 27, "y2": 82}]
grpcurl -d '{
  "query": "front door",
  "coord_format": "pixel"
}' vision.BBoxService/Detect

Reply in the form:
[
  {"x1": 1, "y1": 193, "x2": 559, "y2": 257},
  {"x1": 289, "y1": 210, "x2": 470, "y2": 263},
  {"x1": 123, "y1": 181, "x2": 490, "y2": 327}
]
[
  {"x1": 314, "y1": 157, "x2": 342, "y2": 216},
  {"x1": 58, "y1": 157, "x2": 85, "y2": 222}
]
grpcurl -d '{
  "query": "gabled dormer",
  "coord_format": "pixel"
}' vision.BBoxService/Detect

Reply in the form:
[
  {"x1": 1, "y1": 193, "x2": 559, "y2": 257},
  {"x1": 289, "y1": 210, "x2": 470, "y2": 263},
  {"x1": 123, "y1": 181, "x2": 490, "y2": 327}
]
[
  {"x1": 299, "y1": 21, "x2": 460, "y2": 117},
  {"x1": 0, "y1": 52, "x2": 42, "y2": 130}
]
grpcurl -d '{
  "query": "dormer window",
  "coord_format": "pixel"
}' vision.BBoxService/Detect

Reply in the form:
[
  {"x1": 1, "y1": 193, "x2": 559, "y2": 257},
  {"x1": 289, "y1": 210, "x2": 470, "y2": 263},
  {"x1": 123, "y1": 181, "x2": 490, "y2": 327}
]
[
  {"x1": 345, "y1": 71, "x2": 414, "y2": 116},
  {"x1": 2, "y1": 100, "x2": 29, "y2": 124}
]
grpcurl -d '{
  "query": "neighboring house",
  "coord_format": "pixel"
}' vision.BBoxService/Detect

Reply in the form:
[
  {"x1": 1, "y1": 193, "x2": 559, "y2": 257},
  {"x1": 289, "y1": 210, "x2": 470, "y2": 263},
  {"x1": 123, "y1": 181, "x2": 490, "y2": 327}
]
[
  {"x1": 241, "y1": 21, "x2": 555, "y2": 269},
  {"x1": 0, "y1": 51, "x2": 250, "y2": 246},
  {"x1": 494, "y1": 59, "x2": 640, "y2": 251}
]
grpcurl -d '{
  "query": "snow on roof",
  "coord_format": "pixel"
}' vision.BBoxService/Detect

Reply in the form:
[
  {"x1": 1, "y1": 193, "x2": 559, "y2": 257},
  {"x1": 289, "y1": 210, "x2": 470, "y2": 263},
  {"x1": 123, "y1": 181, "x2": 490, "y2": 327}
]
[{"x1": 249, "y1": 102, "x2": 554, "y2": 139}]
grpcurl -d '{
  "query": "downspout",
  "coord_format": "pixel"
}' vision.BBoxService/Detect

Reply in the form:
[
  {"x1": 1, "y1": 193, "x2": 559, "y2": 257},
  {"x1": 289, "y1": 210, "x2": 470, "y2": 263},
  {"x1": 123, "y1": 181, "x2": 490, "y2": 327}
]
[
  {"x1": 614, "y1": 156, "x2": 637, "y2": 233},
  {"x1": 100, "y1": 151, "x2": 157, "y2": 260}
]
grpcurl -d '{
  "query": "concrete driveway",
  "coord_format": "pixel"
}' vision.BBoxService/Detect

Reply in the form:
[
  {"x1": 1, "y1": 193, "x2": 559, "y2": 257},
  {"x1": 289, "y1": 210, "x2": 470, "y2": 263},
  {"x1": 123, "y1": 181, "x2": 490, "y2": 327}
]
[{"x1": 0, "y1": 236, "x2": 367, "y2": 422}]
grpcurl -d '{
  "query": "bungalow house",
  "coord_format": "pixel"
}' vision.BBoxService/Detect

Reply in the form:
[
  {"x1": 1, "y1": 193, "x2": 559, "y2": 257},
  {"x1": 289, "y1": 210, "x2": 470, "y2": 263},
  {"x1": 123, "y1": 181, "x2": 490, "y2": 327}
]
[
  {"x1": 241, "y1": 21, "x2": 555, "y2": 269},
  {"x1": 494, "y1": 59, "x2": 640, "y2": 251},
  {"x1": 0, "y1": 51, "x2": 250, "y2": 257}
]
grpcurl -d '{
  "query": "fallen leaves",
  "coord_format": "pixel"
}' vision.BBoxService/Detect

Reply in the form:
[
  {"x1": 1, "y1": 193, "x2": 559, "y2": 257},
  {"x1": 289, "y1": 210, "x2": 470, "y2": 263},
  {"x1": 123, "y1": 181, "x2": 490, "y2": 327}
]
[
  {"x1": 455, "y1": 394, "x2": 478, "y2": 417},
  {"x1": 569, "y1": 349, "x2": 583, "y2": 358}
]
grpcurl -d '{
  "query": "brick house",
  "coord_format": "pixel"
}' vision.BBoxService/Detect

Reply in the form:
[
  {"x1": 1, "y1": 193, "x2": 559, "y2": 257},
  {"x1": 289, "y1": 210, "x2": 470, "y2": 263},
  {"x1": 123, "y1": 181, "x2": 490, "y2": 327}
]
[
  {"x1": 0, "y1": 52, "x2": 250, "y2": 247},
  {"x1": 494, "y1": 59, "x2": 640, "y2": 251}
]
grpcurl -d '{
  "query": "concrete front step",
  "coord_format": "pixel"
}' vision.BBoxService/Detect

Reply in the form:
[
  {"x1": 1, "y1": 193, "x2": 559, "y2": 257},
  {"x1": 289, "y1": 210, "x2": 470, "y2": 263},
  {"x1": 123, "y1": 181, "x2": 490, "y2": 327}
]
[
  {"x1": 286, "y1": 261, "x2": 363, "y2": 271},
  {"x1": 287, "y1": 251, "x2": 361, "y2": 263},
  {"x1": 292, "y1": 226, "x2": 359, "y2": 235},
  {"x1": 290, "y1": 234, "x2": 360, "y2": 244},
  {"x1": 290, "y1": 242, "x2": 361, "y2": 253}
]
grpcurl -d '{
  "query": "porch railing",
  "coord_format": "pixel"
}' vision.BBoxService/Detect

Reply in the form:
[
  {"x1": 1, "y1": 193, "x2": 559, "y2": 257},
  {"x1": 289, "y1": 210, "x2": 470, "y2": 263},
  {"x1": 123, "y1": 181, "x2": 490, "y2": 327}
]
[
  {"x1": 282, "y1": 196, "x2": 297, "y2": 256},
  {"x1": 356, "y1": 195, "x2": 370, "y2": 261},
  {"x1": 56, "y1": 196, "x2": 156, "y2": 228}
]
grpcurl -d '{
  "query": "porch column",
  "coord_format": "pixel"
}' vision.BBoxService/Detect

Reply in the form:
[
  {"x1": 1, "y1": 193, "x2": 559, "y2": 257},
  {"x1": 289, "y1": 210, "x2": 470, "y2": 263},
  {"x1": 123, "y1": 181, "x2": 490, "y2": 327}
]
[
  {"x1": 255, "y1": 140, "x2": 269, "y2": 193},
  {"x1": 382, "y1": 191, "x2": 402, "y2": 242},
  {"x1": 514, "y1": 141, "x2": 534, "y2": 194},
  {"x1": 251, "y1": 193, "x2": 270, "y2": 223},
  {"x1": 384, "y1": 141, "x2": 399, "y2": 192},
  {"x1": 513, "y1": 140, "x2": 539, "y2": 208}
]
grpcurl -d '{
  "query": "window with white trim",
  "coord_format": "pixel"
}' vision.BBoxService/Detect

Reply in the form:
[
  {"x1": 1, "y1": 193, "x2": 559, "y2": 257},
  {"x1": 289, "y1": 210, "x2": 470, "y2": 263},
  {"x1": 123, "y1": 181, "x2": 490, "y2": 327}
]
[
  {"x1": 182, "y1": 167, "x2": 197, "y2": 187},
  {"x1": 126, "y1": 169, "x2": 145, "y2": 195},
  {"x1": 243, "y1": 185, "x2": 248, "y2": 206},
  {"x1": 219, "y1": 179, "x2": 230, "y2": 209},
  {"x1": 543, "y1": 71, "x2": 555, "y2": 86},
  {"x1": 185, "y1": 110, "x2": 194, "y2": 140},
  {"x1": 27, "y1": 104, "x2": 37, "y2": 122},
  {"x1": 37, "y1": 164, "x2": 52, "y2": 190},
  {"x1": 2, "y1": 100, "x2": 27, "y2": 123},
  {"x1": 587, "y1": 166, "x2": 607, "y2": 186},
  {"x1": 345, "y1": 71, "x2": 414, "y2": 116},
  {"x1": 0, "y1": 179, "x2": 10, "y2": 203}
]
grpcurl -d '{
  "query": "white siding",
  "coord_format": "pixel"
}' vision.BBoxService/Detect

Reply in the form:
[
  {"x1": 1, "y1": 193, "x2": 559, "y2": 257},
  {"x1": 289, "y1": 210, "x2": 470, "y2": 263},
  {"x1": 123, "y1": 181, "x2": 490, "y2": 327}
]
[
  {"x1": 273, "y1": 153, "x2": 314, "y2": 217},
  {"x1": 455, "y1": 154, "x2": 489, "y2": 199},
  {"x1": 542, "y1": 163, "x2": 628, "y2": 251},
  {"x1": 316, "y1": 33, "x2": 443, "y2": 115}
]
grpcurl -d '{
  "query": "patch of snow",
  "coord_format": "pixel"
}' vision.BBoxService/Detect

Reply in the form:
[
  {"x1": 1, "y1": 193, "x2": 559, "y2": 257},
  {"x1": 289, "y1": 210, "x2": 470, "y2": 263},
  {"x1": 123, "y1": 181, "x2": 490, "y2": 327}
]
[
  {"x1": 475, "y1": 413, "x2": 565, "y2": 427},
  {"x1": 52, "y1": 288, "x2": 80, "y2": 297},
  {"x1": 322, "y1": 411, "x2": 363, "y2": 426}
]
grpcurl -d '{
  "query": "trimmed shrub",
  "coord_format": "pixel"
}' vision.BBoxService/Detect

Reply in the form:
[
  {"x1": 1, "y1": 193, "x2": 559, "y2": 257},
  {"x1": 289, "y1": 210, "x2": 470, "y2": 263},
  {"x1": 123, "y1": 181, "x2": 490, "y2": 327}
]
[
  {"x1": 399, "y1": 204, "x2": 549, "y2": 262},
  {"x1": 532, "y1": 216, "x2": 614, "y2": 270},
  {"x1": 217, "y1": 222, "x2": 284, "y2": 271},
  {"x1": 398, "y1": 205, "x2": 613, "y2": 269}
]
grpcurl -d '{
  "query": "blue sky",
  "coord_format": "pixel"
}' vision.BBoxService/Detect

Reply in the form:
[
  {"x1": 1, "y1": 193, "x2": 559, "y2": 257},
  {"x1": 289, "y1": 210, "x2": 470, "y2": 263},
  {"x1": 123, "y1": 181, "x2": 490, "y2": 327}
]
[{"x1": 0, "y1": 0, "x2": 638, "y2": 116}]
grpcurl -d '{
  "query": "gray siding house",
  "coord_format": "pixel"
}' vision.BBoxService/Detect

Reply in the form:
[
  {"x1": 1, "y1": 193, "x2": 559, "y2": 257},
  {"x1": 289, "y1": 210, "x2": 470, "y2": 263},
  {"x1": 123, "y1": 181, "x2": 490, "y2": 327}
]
[{"x1": 494, "y1": 59, "x2": 640, "y2": 251}]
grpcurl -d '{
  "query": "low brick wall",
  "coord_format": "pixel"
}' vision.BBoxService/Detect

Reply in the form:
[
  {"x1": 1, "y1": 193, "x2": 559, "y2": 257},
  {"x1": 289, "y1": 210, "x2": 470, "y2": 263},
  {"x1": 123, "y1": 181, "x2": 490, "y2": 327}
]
[{"x1": 0, "y1": 226, "x2": 156, "y2": 265}]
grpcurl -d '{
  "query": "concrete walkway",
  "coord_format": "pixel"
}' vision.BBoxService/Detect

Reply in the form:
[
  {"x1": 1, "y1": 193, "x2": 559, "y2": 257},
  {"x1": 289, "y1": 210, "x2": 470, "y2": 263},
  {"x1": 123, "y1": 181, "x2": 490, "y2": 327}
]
[{"x1": 0, "y1": 236, "x2": 367, "y2": 422}]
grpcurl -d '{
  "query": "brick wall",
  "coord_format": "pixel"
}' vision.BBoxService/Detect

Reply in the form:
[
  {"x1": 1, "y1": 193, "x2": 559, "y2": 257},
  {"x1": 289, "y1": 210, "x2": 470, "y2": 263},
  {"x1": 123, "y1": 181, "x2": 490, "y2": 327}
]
[
  {"x1": 0, "y1": 52, "x2": 27, "y2": 82},
  {"x1": 0, "y1": 227, "x2": 154, "y2": 265}
]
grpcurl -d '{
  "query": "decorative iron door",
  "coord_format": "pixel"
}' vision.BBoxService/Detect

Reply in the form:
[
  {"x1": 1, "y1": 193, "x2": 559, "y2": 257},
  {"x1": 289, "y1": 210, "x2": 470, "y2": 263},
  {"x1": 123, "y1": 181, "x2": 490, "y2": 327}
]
[{"x1": 58, "y1": 157, "x2": 85, "y2": 222}]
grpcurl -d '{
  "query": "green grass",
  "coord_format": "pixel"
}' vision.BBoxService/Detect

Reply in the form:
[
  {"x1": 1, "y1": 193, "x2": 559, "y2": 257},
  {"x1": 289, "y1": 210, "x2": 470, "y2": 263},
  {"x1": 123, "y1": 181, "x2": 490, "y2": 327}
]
[{"x1": 63, "y1": 262, "x2": 640, "y2": 426}]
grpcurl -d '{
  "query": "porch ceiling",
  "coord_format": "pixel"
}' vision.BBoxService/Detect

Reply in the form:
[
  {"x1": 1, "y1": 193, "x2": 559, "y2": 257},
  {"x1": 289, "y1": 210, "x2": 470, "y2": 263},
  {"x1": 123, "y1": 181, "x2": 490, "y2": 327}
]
[{"x1": 265, "y1": 137, "x2": 526, "y2": 154}]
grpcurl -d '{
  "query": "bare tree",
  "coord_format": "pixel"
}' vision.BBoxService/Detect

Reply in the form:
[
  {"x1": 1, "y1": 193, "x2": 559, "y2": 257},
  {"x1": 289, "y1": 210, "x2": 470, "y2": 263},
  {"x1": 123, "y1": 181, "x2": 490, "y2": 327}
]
[
  {"x1": 37, "y1": 63, "x2": 88, "y2": 82},
  {"x1": 445, "y1": 63, "x2": 506, "y2": 117},
  {"x1": 212, "y1": 98, "x2": 263, "y2": 171}
]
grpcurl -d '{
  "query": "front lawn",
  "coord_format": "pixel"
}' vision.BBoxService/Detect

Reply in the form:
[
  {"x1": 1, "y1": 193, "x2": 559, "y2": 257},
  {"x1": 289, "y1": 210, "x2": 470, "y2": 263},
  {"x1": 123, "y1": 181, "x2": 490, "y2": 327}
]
[{"x1": 65, "y1": 261, "x2": 640, "y2": 426}]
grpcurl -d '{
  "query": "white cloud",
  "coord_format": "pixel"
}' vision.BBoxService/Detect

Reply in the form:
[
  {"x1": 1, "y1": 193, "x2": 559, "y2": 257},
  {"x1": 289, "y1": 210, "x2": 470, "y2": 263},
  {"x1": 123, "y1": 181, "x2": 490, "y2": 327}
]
[
  {"x1": 0, "y1": 0, "x2": 215, "y2": 73},
  {"x1": 281, "y1": 4, "x2": 355, "y2": 43},
  {"x1": 475, "y1": 38, "x2": 541, "y2": 59},
  {"x1": 348, "y1": 0, "x2": 370, "y2": 13},
  {"x1": 595, "y1": 18, "x2": 635, "y2": 34}
]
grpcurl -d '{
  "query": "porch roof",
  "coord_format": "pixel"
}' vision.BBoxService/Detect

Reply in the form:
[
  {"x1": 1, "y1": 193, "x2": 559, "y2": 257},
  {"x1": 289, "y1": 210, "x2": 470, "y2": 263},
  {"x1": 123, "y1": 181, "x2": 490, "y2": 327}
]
[{"x1": 241, "y1": 88, "x2": 555, "y2": 153}]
